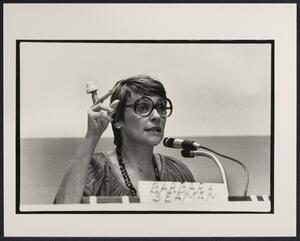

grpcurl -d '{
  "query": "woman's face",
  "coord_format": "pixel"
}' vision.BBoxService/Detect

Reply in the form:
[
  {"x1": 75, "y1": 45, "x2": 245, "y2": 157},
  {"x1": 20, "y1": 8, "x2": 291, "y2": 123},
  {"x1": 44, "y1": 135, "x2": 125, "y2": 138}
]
[{"x1": 119, "y1": 94, "x2": 167, "y2": 147}]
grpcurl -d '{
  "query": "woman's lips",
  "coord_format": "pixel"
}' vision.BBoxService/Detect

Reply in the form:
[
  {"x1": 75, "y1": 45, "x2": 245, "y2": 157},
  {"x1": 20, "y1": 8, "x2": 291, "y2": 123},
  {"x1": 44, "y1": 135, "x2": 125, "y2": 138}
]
[{"x1": 145, "y1": 126, "x2": 161, "y2": 132}]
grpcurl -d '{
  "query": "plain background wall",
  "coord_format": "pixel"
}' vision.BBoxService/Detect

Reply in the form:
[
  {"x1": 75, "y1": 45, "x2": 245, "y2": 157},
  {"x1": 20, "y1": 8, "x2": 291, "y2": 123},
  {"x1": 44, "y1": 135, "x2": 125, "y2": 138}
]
[
  {"x1": 20, "y1": 42, "x2": 271, "y2": 138},
  {"x1": 21, "y1": 136, "x2": 270, "y2": 204}
]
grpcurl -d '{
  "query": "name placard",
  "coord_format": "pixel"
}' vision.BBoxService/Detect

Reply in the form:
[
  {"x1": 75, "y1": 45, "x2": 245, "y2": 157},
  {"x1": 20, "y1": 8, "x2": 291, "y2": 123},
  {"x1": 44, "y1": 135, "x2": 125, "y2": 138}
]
[{"x1": 138, "y1": 181, "x2": 228, "y2": 203}]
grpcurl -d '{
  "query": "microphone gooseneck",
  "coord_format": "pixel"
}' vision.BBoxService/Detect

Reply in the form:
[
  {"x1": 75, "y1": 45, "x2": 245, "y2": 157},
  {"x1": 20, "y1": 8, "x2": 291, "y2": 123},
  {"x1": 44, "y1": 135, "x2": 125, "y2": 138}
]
[{"x1": 164, "y1": 137, "x2": 249, "y2": 197}]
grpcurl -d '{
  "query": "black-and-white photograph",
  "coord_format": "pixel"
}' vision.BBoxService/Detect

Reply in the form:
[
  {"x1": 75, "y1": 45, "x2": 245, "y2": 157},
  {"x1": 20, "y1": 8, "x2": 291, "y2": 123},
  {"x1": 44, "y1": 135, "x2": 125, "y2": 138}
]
[
  {"x1": 19, "y1": 41, "x2": 272, "y2": 212},
  {"x1": 4, "y1": 3, "x2": 296, "y2": 237}
]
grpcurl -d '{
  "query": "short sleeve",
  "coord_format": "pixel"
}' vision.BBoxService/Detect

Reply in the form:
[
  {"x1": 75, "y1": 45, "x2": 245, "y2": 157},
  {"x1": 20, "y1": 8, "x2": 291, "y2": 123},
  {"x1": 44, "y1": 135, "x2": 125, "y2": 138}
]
[{"x1": 83, "y1": 152, "x2": 107, "y2": 196}]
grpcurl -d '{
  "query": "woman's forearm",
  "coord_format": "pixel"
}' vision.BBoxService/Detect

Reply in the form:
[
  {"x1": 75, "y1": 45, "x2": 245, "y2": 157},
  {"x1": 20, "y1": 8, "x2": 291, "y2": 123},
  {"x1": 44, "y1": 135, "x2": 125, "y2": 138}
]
[{"x1": 54, "y1": 134, "x2": 99, "y2": 203}]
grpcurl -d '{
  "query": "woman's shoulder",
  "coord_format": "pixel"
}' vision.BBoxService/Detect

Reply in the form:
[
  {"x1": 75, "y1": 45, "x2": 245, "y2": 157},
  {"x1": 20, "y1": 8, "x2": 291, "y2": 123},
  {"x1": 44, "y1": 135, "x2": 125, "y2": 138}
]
[
  {"x1": 89, "y1": 152, "x2": 110, "y2": 168},
  {"x1": 83, "y1": 152, "x2": 111, "y2": 196},
  {"x1": 86, "y1": 152, "x2": 112, "y2": 179},
  {"x1": 160, "y1": 154, "x2": 186, "y2": 167},
  {"x1": 158, "y1": 154, "x2": 195, "y2": 182}
]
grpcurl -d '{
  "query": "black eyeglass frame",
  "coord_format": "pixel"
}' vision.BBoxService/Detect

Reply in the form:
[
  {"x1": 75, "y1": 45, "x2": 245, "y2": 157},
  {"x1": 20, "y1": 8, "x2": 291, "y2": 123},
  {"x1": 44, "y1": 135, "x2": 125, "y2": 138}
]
[{"x1": 125, "y1": 96, "x2": 173, "y2": 117}]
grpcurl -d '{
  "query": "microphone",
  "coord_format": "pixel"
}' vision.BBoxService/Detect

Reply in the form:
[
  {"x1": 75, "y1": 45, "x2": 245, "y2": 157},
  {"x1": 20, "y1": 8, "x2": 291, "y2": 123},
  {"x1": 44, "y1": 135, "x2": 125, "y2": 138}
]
[
  {"x1": 181, "y1": 145, "x2": 250, "y2": 197},
  {"x1": 181, "y1": 149, "x2": 196, "y2": 157},
  {"x1": 164, "y1": 137, "x2": 249, "y2": 197},
  {"x1": 163, "y1": 137, "x2": 200, "y2": 150}
]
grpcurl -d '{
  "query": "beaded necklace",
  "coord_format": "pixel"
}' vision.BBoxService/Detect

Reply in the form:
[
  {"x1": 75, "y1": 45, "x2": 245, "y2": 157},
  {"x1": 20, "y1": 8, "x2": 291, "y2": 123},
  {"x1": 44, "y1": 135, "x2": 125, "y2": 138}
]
[{"x1": 116, "y1": 146, "x2": 161, "y2": 196}]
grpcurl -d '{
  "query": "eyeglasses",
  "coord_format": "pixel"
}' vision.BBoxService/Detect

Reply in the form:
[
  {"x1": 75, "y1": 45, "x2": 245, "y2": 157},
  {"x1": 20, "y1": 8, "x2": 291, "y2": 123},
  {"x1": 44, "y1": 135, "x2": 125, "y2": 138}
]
[{"x1": 125, "y1": 96, "x2": 173, "y2": 117}]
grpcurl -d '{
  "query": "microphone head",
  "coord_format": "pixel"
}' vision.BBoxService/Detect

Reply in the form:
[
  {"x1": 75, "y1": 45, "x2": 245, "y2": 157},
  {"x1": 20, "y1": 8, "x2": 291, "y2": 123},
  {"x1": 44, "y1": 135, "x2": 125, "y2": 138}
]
[
  {"x1": 163, "y1": 137, "x2": 175, "y2": 147},
  {"x1": 164, "y1": 137, "x2": 198, "y2": 150},
  {"x1": 181, "y1": 149, "x2": 195, "y2": 158}
]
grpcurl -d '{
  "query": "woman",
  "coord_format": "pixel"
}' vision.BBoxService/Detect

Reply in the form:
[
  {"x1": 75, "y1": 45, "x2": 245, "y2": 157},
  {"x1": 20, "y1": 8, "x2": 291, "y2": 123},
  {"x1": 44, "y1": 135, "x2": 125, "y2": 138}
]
[{"x1": 55, "y1": 75, "x2": 195, "y2": 203}]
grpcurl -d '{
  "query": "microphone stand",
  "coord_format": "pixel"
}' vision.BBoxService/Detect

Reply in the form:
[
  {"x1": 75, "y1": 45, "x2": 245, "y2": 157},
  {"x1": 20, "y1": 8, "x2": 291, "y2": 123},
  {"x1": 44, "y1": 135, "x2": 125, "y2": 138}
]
[{"x1": 183, "y1": 150, "x2": 229, "y2": 196}]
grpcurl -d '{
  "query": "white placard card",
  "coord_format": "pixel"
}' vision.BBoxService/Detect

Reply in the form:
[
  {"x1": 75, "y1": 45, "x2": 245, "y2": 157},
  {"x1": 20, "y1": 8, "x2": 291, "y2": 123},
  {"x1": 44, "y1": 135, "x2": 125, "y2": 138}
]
[{"x1": 138, "y1": 181, "x2": 228, "y2": 203}]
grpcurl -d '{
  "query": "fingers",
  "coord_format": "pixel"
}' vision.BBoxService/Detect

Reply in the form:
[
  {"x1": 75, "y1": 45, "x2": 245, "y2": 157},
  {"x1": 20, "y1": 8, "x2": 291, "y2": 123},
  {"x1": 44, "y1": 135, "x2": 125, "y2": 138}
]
[
  {"x1": 96, "y1": 112, "x2": 113, "y2": 122},
  {"x1": 91, "y1": 98, "x2": 119, "y2": 112},
  {"x1": 89, "y1": 109, "x2": 113, "y2": 122},
  {"x1": 94, "y1": 90, "x2": 113, "y2": 105},
  {"x1": 87, "y1": 88, "x2": 117, "y2": 135},
  {"x1": 89, "y1": 99, "x2": 120, "y2": 121},
  {"x1": 108, "y1": 99, "x2": 120, "y2": 119},
  {"x1": 90, "y1": 101, "x2": 117, "y2": 114},
  {"x1": 110, "y1": 99, "x2": 120, "y2": 111},
  {"x1": 91, "y1": 102, "x2": 113, "y2": 112},
  {"x1": 88, "y1": 89, "x2": 119, "y2": 125},
  {"x1": 91, "y1": 92, "x2": 99, "y2": 104}
]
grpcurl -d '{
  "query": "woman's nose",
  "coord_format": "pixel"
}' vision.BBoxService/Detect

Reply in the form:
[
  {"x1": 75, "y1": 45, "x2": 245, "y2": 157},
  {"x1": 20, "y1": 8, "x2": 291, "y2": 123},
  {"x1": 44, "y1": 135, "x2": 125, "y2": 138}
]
[{"x1": 149, "y1": 108, "x2": 161, "y2": 121}]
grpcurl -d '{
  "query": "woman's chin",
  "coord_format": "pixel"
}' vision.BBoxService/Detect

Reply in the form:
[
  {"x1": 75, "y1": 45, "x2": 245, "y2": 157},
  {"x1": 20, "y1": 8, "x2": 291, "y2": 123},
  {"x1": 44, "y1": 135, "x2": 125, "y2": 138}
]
[{"x1": 146, "y1": 135, "x2": 163, "y2": 146}]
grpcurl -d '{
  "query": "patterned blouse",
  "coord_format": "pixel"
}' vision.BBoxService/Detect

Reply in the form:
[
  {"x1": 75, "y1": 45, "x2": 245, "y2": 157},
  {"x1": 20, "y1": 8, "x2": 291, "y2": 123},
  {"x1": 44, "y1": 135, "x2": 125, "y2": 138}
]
[{"x1": 83, "y1": 152, "x2": 195, "y2": 197}]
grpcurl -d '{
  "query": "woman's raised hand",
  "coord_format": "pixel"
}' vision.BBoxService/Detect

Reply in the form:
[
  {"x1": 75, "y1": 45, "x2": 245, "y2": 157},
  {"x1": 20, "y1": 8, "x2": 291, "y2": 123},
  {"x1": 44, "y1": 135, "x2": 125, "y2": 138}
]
[{"x1": 86, "y1": 90, "x2": 119, "y2": 140}]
